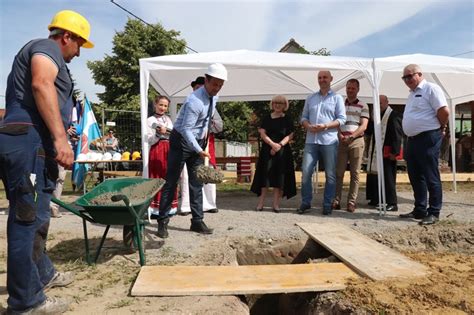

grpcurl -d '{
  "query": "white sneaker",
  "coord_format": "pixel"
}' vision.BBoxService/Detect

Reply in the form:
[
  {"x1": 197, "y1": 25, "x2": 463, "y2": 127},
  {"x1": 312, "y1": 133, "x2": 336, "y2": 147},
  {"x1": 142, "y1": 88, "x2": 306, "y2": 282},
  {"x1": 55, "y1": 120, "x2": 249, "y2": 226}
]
[
  {"x1": 6, "y1": 297, "x2": 70, "y2": 314},
  {"x1": 44, "y1": 271, "x2": 74, "y2": 291}
]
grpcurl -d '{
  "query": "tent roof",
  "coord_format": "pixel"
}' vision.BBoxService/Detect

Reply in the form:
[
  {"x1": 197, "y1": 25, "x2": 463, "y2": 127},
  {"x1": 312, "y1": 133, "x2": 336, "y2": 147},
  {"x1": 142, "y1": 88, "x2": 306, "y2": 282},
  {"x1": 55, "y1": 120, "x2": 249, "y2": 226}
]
[{"x1": 140, "y1": 50, "x2": 474, "y2": 105}]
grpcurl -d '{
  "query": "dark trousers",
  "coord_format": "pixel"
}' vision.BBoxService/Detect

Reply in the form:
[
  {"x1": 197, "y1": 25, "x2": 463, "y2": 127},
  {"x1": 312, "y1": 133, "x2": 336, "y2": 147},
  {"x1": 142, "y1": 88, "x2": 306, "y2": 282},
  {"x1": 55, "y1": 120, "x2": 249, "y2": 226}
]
[
  {"x1": 0, "y1": 127, "x2": 57, "y2": 311},
  {"x1": 405, "y1": 129, "x2": 443, "y2": 216},
  {"x1": 366, "y1": 158, "x2": 398, "y2": 205},
  {"x1": 159, "y1": 131, "x2": 205, "y2": 222}
]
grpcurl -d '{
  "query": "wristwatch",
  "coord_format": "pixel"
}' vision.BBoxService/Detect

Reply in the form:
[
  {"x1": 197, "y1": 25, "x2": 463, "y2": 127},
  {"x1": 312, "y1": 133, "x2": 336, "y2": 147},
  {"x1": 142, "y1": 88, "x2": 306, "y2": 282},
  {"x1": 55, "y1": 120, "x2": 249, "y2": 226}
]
[{"x1": 324, "y1": 124, "x2": 328, "y2": 131}]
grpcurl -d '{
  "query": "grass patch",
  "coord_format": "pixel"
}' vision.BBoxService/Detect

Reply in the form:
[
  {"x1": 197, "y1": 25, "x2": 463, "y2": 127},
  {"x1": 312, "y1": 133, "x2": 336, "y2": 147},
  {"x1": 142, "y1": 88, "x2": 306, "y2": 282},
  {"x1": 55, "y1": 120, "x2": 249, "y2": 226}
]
[{"x1": 106, "y1": 298, "x2": 134, "y2": 310}]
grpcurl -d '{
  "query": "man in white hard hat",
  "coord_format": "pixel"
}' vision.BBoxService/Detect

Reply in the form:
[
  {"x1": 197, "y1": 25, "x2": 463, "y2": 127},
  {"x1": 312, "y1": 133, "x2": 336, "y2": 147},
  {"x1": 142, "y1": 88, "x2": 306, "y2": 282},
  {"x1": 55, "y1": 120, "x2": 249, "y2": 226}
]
[
  {"x1": 0, "y1": 10, "x2": 93, "y2": 314},
  {"x1": 156, "y1": 63, "x2": 227, "y2": 239}
]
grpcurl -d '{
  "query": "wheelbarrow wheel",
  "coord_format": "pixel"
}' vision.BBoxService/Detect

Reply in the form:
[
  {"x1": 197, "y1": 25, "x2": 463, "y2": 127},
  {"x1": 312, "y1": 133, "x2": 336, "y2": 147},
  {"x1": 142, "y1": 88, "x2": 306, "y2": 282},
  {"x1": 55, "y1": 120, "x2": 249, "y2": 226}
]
[{"x1": 123, "y1": 225, "x2": 145, "y2": 253}]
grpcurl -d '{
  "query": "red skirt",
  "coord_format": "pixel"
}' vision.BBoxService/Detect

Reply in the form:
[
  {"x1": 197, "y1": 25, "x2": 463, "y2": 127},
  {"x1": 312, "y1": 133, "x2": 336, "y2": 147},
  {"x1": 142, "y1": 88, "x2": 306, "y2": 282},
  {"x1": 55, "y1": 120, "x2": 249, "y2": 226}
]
[{"x1": 148, "y1": 140, "x2": 178, "y2": 208}]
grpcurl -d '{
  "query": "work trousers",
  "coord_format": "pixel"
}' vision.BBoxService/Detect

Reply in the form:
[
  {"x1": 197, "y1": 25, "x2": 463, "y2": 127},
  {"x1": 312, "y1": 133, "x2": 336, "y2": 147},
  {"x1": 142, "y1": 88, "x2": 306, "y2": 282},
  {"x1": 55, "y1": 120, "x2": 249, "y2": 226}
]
[
  {"x1": 0, "y1": 126, "x2": 57, "y2": 312},
  {"x1": 334, "y1": 137, "x2": 365, "y2": 205},
  {"x1": 405, "y1": 129, "x2": 443, "y2": 216},
  {"x1": 159, "y1": 130, "x2": 205, "y2": 222}
]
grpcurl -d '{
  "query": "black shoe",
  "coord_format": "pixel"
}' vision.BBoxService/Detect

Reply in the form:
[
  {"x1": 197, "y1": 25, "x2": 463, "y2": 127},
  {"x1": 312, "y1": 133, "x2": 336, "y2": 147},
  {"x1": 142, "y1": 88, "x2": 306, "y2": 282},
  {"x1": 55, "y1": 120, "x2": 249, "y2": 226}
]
[
  {"x1": 190, "y1": 221, "x2": 213, "y2": 234},
  {"x1": 297, "y1": 204, "x2": 311, "y2": 214},
  {"x1": 207, "y1": 208, "x2": 219, "y2": 213},
  {"x1": 368, "y1": 200, "x2": 378, "y2": 207},
  {"x1": 419, "y1": 214, "x2": 439, "y2": 225},
  {"x1": 322, "y1": 209, "x2": 332, "y2": 215},
  {"x1": 157, "y1": 218, "x2": 169, "y2": 238},
  {"x1": 399, "y1": 210, "x2": 426, "y2": 220},
  {"x1": 273, "y1": 208, "x2": 280, "y2": 213},
  {"x1": 386, "y1": 204, "x2": 398, "y2": 212},
  {"x1": 177, "y1": 211, "x2": 191, "y2": 216},
  {"x1": 331, "y1": 200, "x2": 341, "y2": 210}
]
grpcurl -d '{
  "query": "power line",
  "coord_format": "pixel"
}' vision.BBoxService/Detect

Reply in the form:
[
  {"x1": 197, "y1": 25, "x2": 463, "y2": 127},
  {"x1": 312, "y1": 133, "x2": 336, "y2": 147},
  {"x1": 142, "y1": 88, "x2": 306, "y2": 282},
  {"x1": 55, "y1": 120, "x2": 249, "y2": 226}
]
[
  {"x1": 110, "y1": 0, "x2": 198, "y2": 53},
  {"x1": 451, "y1": 50, "x2": 474, "y2": 57}
]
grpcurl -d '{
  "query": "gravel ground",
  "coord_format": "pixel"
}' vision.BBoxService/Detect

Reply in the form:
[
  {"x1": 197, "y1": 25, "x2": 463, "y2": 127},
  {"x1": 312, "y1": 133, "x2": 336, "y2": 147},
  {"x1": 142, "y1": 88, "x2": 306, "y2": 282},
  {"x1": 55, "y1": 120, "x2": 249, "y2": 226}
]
[{"x1": 1, "y1": 183, "x2": 469, "y2": 259}]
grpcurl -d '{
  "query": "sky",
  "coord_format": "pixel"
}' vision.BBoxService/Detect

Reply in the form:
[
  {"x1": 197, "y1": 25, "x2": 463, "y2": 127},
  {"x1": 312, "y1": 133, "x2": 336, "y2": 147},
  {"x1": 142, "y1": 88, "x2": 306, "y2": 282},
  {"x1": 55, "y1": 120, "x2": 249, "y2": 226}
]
[{"x1": 1, "y1": 0, "x2": 473, "y2": 107}]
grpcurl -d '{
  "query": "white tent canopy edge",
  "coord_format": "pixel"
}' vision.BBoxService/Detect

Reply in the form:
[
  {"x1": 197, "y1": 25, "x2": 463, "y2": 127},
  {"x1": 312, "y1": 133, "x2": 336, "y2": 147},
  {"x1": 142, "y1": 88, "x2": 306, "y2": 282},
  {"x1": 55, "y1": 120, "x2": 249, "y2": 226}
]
[{"x1": 139, "y1": 50, "x2": 474, "y2": 205}]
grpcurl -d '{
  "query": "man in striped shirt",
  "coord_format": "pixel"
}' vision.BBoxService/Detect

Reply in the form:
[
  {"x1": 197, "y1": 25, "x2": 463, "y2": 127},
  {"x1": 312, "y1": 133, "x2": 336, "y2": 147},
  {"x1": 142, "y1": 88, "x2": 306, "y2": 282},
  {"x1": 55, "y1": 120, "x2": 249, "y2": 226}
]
[{"x1": 332, "y1": 79, "x2": 369, "y2": 213}]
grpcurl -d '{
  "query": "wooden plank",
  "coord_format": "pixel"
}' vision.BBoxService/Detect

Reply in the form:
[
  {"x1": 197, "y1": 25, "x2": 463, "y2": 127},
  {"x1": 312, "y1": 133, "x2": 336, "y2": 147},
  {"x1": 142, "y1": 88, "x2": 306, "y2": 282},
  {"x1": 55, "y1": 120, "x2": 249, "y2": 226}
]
[
  {"x1": 297, "y1": 222, "x2": 429, "y2": 281},
  {"x1": 131, "y1": 263, "x2": 358, "y2": 296}
]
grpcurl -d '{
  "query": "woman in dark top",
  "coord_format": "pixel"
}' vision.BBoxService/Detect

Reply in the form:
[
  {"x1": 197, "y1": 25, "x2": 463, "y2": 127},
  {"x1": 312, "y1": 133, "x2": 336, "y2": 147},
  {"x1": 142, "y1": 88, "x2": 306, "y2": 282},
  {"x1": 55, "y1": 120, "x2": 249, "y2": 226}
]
[{"x1": 251, "y1": 95, "x2": 297, "y2": 212}]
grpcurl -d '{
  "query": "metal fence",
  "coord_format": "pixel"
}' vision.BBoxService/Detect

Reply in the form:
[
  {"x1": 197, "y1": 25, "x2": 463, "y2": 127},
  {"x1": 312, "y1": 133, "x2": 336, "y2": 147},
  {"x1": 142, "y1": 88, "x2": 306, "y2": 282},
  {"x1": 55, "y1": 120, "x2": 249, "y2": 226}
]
[{"x1": 100, "y1": 108, "x2": 142, "y2": 153}]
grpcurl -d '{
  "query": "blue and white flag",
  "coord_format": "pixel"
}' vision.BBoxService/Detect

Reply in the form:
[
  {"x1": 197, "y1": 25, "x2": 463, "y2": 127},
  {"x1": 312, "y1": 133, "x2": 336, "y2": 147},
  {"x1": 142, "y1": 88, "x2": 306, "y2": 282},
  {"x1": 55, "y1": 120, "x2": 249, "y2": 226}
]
[{"x1": 72, "y1": 97, "x2": 102, "y2": 188}]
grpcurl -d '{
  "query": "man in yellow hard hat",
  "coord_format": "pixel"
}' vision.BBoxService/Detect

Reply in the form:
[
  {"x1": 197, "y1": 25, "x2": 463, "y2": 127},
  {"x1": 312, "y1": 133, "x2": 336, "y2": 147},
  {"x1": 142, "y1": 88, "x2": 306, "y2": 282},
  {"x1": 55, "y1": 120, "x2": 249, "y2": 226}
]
[{"x1": 0, "y1": 10, "x2": 93, "y2": 314}]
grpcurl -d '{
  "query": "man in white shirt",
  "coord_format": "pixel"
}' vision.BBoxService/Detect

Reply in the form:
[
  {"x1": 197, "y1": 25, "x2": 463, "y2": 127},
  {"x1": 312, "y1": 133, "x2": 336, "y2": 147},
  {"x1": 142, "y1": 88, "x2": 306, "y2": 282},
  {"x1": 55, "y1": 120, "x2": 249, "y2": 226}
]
[{"x1": 399, "y1": 64, "x2": 449, "y2": 225}]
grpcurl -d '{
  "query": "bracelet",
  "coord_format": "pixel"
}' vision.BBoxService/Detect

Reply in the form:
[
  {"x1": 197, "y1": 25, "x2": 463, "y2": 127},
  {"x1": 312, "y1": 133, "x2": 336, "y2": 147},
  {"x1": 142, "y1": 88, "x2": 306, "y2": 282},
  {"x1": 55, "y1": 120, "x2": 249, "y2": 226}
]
[{"x1": 324, "y1": 124, "x2": 328, "y2": 131}]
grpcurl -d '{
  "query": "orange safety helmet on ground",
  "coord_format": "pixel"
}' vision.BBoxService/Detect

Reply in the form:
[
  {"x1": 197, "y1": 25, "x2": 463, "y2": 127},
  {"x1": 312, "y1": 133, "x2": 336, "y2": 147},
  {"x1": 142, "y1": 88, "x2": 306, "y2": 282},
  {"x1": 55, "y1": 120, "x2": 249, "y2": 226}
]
[
  {"x1": 48, "y1": 10, "x2": 94, "y2": 48},
  {"x1": 131, "y1": 151, "x2": 141, "y2": 160}
]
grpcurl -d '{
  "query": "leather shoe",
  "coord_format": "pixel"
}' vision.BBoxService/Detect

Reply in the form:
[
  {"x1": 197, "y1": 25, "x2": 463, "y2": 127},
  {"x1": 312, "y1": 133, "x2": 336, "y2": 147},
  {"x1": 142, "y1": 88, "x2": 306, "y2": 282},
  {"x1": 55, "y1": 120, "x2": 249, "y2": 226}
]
[
  {"x1": 346, "y1": 202, "x2": 356, "y2": 213},
  {"x1": 177, "y1": 211, "x2": 191, "y2": 216},
  {"x1": 207, "y1": 208, "x2": 219, "y2": 213},
  {"x1": 297, "y1": 204, "x2": 311, "y2": 214},
  {"x1": 190, "y1": 221, "x2": 213, "y2": 234},
  {"x1": 367, "y1": 200, "x2": 378, "y2": 207},
  {"x1": 322, "y1": 208, "x2": 332, "y2": 215},
  {"x1": 419, "y1": 214, "x2": 439, "y2": 225},
  {"x1": 157, "y1": 218, "x2": 169, "y2": 238},
  {"x1": 386, "y1": 204, "x2": 398, "y2": 212},
  {"x1": 273, "y1": 208, "x2": 280, "y2": 213},
  {"x1": 399, "y1": 210, "x2": 426, "y2": 220},
  {"x1": 331, "y1": 200, "x2": 341, "y2": 210}
]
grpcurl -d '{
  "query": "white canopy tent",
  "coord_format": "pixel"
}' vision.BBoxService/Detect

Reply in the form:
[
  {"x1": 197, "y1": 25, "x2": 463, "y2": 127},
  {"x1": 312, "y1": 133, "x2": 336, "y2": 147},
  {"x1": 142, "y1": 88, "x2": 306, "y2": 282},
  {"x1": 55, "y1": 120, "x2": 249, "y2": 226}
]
[{"x1": 139, "y1": 50, "x2": 474, "y2": 205}]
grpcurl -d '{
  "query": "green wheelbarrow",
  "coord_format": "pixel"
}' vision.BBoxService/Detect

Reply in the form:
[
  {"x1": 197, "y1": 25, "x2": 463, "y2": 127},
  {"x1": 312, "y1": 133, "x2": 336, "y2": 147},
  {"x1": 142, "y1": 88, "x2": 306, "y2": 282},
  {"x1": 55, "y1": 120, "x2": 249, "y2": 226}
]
[{"x1": 51, "y1": 177, "x2": 164, "y2": 266}]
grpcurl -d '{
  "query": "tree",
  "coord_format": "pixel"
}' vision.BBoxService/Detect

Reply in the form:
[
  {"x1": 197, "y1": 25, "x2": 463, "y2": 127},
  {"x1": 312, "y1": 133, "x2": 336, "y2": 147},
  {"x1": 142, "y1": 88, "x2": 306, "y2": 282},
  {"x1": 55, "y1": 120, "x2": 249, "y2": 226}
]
[
  {"x1": 87, "y1": 19, "x2": 187, "y2": 111},
  {"x1": 249, "y1": 48, "x2": 332, "y2": 169}
]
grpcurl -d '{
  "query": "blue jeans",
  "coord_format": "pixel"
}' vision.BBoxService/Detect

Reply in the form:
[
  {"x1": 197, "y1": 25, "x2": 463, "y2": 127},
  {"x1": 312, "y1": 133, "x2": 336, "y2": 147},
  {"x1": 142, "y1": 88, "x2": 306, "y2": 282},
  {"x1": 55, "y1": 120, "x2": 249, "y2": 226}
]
[
  {"x1": 0, "y1": 126, "x2": 57, "y2": 311},
  {"x1": 300, "y1": 142, "x2": 338, "y2": 210},
  {"x1": 405, "y1": 129, "x2": 443, "y2": 216}
]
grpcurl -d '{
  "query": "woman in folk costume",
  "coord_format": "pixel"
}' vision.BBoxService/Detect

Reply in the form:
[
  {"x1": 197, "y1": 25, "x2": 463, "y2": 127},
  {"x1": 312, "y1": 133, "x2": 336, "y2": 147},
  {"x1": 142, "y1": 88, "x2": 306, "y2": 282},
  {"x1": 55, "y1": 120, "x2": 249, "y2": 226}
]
[
  {"x1": 366, "y1": 95, "x2": 403, "y2": 211},
  {"x1": 146, "y1": 95, "x2": 178, "y2": 217}
]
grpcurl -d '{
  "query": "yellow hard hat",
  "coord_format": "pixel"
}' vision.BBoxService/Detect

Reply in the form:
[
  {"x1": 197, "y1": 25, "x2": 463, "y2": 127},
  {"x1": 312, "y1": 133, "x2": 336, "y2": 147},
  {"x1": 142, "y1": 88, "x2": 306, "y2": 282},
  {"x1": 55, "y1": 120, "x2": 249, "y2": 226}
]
[
  {"x1": 121, "y1": 151, "x2": 131, "y2": 160},
  {"x1": 131, "y1": 151, "x2": 141, "y2": 160},
  {"x1": 48, "y1": 10, "x2": 94, "y2": 48}
]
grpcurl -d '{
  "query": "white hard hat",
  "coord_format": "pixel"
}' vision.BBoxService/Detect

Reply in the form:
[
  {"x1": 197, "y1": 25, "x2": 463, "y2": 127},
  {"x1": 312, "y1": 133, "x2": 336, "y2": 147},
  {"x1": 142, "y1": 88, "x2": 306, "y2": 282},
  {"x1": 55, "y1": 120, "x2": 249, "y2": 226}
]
[
  {"x1": 103, "y1": 152, "x2": 113, "y2": 161},
  {"x1": 112, "y1": 152, "x2": 122, "y2": 161},
  {"x1": 77, "y1": 153, "x2": 87, "y2": 161},
  {"x1": 205, "y1": 63, "x2": 227, "y2": 81}
]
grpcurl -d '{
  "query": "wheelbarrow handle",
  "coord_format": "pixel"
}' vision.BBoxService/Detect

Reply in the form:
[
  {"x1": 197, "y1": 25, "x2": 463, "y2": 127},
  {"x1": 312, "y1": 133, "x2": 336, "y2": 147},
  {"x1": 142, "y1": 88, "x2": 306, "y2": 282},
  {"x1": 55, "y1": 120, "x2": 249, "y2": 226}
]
[
  {"x1": 111, "y1": 194, "x2": 141, "y2": 221},
  {"x1": 50, "y1": 197, "x2": 95, "y2": 223}
]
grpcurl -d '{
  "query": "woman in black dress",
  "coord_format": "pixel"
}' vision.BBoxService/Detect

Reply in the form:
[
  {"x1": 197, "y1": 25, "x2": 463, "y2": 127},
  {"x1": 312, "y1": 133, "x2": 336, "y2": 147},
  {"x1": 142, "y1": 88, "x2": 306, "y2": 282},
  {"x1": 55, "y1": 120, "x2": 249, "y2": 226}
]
[{"x1": 251, "y1": 95, "x2": 296, "y2": 212}]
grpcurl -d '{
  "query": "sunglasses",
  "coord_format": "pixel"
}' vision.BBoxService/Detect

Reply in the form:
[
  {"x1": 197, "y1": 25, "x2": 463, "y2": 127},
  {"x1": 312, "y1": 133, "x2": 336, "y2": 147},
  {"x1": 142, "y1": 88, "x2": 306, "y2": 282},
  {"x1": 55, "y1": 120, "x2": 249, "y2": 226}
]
[{"x1": 401, "y1": 72, "x2": 420, "y2": 81}]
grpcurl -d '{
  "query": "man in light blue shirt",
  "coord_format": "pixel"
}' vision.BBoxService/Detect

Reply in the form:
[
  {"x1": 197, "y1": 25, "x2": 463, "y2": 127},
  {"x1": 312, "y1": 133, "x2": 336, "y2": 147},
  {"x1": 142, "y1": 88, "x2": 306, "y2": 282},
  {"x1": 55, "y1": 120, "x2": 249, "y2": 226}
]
[
  {"x1": 298, "y1": 70, "x2": 346, "y2": 215},
  {"x1": 157, "y1": 63, "x2": 227, "y2": 238}
]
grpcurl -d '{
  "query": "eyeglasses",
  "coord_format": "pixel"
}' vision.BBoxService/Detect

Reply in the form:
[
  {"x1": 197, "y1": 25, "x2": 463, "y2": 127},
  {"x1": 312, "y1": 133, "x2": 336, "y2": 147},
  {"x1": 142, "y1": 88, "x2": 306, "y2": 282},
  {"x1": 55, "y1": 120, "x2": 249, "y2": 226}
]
[{"x1": 401, "y1": 72, "x2": 420, "y2": 81}]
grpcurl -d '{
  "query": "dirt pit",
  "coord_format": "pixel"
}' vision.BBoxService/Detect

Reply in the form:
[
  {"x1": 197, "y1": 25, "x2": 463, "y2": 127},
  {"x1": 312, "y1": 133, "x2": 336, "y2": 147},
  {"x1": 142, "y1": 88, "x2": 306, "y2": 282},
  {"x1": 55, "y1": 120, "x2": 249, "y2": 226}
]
[
  {"x1": 0, "y1": 212, "x2": 472, "y2": 314},
  {"x1": 233, "y1": 223, "x2": 473, "y2": 314}
]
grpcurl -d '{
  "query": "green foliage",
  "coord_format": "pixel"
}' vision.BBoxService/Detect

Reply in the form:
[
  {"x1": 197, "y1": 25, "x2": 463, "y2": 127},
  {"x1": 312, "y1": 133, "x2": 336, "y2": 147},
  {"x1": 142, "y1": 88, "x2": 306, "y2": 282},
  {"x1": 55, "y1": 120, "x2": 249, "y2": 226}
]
[
  {"x1": 87, "y1": 19, "x2": 187, "y2": 111},
  {"x1": 216, "y1": 101, "x2": 254, "y2": 142}
]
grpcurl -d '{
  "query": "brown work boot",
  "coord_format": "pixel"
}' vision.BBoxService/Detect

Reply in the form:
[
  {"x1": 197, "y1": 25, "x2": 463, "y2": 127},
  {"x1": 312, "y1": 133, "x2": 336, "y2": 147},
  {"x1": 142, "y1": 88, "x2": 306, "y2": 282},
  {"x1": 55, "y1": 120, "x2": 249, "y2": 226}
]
[
  {"x1": 6, "y1": 297, "x2": 70, "y2": 314},
  {"x1": 347, "y1": 202, "x2": 356, "y2": 213}
]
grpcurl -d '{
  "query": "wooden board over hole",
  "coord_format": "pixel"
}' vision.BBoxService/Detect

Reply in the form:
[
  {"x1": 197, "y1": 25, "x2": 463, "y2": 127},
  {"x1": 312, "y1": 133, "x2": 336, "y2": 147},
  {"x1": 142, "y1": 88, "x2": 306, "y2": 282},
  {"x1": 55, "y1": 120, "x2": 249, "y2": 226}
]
[
  {"x1": 297, "y1": 222, "x2": 429, "y2": 281},
  {"x1": 131, "y1": 263, "x2": 358, "y2": 296}
]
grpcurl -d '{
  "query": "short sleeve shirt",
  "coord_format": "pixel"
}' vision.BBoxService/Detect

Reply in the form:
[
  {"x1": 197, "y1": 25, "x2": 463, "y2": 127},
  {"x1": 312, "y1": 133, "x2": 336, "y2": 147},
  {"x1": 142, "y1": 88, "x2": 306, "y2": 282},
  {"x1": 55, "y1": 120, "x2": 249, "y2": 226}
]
[
  {"x1": 6, "y1": 38, "x2": 73, "y2": 111},
  {"x1": 402, "y1": 80, "x2": 447, "y2": 137},
  {"x1": 340, "y1": 98, "x2": 369, "y2": 135}
]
